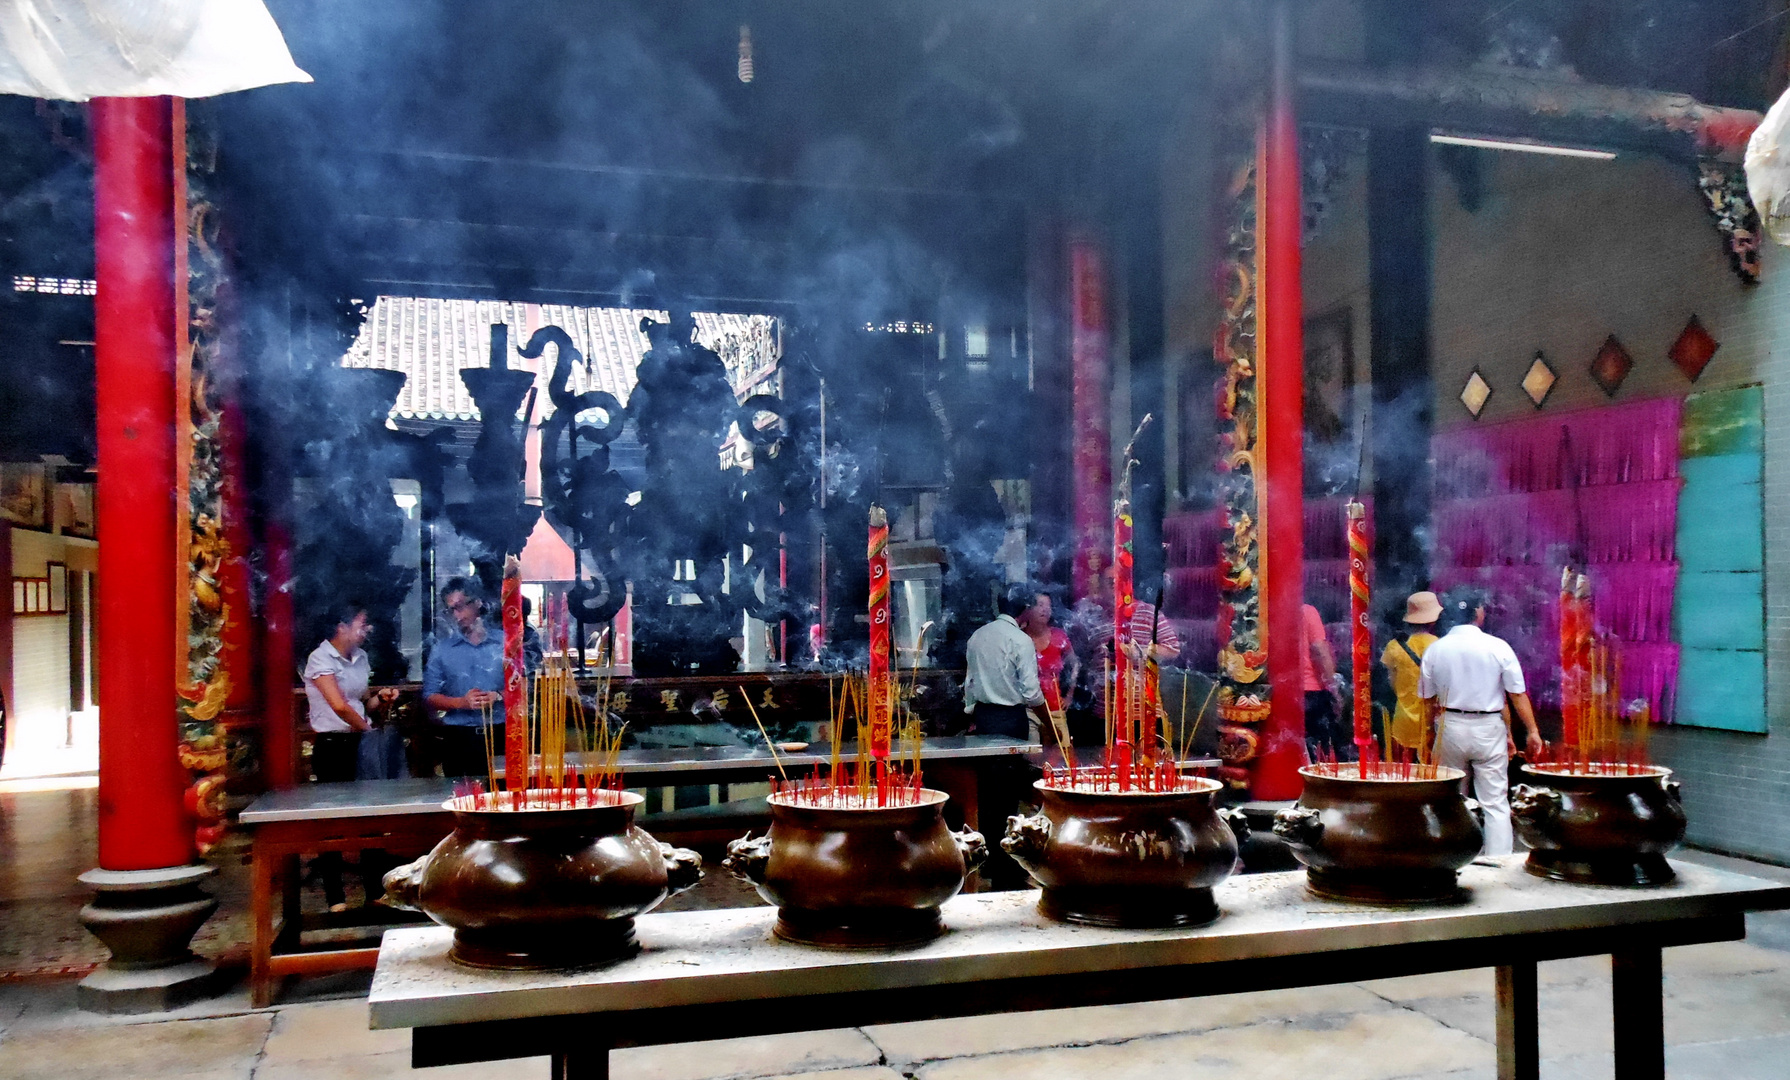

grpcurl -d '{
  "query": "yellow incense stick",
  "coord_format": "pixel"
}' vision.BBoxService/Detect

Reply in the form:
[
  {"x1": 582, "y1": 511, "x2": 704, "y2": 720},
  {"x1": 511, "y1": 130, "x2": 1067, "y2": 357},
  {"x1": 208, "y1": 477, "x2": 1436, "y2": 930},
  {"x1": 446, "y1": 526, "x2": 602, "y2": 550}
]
[{"x1": 740, "y1": 684, "x2": 787, "y2": 781}]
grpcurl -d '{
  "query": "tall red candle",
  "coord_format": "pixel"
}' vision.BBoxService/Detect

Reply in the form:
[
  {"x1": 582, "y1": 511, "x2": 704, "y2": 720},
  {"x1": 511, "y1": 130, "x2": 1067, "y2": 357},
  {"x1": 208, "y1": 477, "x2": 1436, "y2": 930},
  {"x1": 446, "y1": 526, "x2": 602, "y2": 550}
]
[
  {"x1": 1112, "y1": 499, "x2": 1136, "y2": 789},
  {"x1": 1347, "y1": 500, "x2": 1372, "y2": 759},
  {"x1": 503, "y1": 556, "x2": 528, "y2": 798},
  {"x1": 867, "y1": 507, "x2": 892, "y2": 799}
]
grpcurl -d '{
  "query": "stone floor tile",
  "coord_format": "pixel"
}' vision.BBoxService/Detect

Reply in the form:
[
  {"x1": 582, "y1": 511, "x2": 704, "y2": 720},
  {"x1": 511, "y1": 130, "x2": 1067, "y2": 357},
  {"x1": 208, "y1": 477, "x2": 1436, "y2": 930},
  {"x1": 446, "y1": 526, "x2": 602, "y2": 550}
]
[
  {"x1": 1383, "y1": 980, "x2": 1613, "y2": 1058},
  {"x1": 260, "y1": 999, "x2": 408, "y2": 1064},
  {"x1": 759, "y1": 1069, "x2": 905, "y2": 1080},
  {"x1": 611, "y1": 1028, "x2": 883, "y2": 1080},
  {"x1": 1663, "y1": 940, "x2": 1790, "y2": 977},
  {"x1": 1664, "y1": 968, "x2": 1790, "y2": 1044},
  {"x1": 1358, "y1": 968, "x2": 1492, "y2": 1001},
  {"x1": 0, "y1": 1011, "x2": 272, "y2": 1080},
  {"x1": 866, "y1": 983, "x2": 1390, "y2": 1065},
  {"x1": 914, "y1": 1009, "x2": 1490, "y2": 1080},
  {"x1": 1666, "y1": 1032, "x2": 1790, "y2": 1080}
]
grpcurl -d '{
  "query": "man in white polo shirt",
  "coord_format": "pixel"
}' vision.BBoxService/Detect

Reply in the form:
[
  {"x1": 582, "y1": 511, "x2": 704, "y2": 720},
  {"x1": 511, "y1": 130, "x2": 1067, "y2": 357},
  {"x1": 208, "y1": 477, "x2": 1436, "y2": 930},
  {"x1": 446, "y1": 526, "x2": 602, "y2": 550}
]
[{"x1": 1419, "y1": 587, "x2": 1545, "y2": 855}]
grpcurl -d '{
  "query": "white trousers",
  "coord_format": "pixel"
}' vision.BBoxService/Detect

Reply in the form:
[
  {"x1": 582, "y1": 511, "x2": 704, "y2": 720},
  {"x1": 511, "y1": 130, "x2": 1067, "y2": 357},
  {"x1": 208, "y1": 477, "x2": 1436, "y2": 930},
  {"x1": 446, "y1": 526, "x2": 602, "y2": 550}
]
[{"x1": 1435, "y1": 711, "x2": 1512, "y2": 856}]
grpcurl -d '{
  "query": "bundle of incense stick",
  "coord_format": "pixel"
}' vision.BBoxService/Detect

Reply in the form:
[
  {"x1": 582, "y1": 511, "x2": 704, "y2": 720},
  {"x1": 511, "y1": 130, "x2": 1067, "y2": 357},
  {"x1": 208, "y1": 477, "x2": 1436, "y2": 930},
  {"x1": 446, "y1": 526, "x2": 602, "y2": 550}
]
[
  {"x1": 1546, "y1": 568, "x2": 1652, "y2": 775},
  {"x1": 458, "y1": 602, "x2": 627, "y2": 811},
  {"x1": 770, "y1": 667, "x2": 932, "y2": 809}
]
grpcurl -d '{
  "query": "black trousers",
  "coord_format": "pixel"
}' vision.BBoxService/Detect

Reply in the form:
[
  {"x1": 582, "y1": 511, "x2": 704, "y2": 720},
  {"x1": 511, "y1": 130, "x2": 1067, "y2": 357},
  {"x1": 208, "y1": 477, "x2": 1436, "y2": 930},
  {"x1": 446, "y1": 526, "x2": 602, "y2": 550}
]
[
  {"x1": 437, "y1": 725, "x2": 496, "y2": 779},
  {"x1": 968, "y1": 702, "x2": 1037, "y2": 889},
  {"x1": 309, "y1": 731, "x2": 361, "y2": 906}
]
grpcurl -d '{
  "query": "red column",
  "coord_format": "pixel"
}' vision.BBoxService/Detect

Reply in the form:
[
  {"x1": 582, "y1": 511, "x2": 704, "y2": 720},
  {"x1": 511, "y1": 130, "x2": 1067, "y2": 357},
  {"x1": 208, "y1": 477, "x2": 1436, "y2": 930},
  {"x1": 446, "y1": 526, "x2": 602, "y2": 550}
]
[
  {"x1": 1069, "y1": 238, "x2": 1111, "y2": 603},
  {"x1": 93, "y1": 96, "x2": 194, "y2": 870},
  {"x1": 1253, "y1": 2, "x2": 1306, "y2": 800}
]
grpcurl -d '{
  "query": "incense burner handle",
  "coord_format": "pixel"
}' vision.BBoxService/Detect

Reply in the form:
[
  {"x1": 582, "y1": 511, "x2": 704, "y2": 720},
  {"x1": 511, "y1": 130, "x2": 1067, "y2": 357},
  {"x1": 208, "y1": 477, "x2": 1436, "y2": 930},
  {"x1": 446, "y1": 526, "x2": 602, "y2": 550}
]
[
  {"x1": 1000, "y1": 812, "x2": 1051, "y2": 862},
  {"x1": 1219, "y1": 807, "x2": 1251, "y2": 847},
  {"x1": 661, "y1": 843, "x2": 704, "y2": 895},
  {"x1": 722, "y1": 834, "x2": 773, "y2": 885},
  {"x1": 379, "y1": 855, "x2": 429, "y2": 911},
  {"x1": 952, "y1": 828, "x2": 989, "y2": 874},
  {"x1": 1272, "y1": 806, "x2": 1323, "y2": 848},
  {"x1": 1664, "y1": 779, "x2": 1683, "y2": 805},
  {"x1": 1510, "y1": 785, "x2": 1562, "y2": 827}
]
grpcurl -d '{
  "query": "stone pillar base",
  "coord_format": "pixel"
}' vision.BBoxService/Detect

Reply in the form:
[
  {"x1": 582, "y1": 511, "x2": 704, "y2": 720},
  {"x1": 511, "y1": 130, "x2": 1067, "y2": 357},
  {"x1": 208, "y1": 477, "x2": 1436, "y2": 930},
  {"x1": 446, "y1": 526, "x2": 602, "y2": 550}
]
[{"x1": 77, "y1": 864, "x2": 221, "y2": 1015}]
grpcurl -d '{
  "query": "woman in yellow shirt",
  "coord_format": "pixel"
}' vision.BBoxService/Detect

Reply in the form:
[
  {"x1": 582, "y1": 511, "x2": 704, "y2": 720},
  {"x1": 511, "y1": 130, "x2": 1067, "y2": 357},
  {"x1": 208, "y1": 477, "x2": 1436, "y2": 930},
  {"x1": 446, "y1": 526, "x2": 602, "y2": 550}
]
[{"x1": 1379, "y1": 591, "x2": 1442, "y2": 756}]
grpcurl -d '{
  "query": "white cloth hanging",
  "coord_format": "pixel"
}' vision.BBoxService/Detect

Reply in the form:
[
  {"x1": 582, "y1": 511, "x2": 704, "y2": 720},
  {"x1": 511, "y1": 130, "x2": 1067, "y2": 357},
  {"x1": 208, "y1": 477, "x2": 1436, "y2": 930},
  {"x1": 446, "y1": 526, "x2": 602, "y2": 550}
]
[
  {"x1": 1747, "y1": 85, "x2": 1790, "y2": 246},
  {"x1": 0, "y1": 0, "x2": 309, "y2": 102}
]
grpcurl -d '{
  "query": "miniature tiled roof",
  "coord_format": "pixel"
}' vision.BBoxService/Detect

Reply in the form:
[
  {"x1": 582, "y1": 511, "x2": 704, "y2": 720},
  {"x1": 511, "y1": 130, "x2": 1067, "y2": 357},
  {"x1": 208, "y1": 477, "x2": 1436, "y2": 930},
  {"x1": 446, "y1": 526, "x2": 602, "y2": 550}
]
[{"x1": 342, "y1": 297, "x2": 781, "y2": 421}]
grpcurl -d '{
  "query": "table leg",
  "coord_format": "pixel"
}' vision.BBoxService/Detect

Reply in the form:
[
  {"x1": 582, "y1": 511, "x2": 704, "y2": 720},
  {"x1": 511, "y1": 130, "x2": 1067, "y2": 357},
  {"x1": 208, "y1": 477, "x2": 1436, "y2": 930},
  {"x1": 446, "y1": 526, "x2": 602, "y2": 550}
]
[
  {"x1": 551, "y1": 1049, "x2": 608, "y2": 1080},
  {"x1": 1495, "y1": 962, "x2": 1538, "y2": 1080},
  {"x1": 1612, "y1": 946, "x2": 1664, "y2": 1080},
  {"x1": 250, "y1": 843, "x2": 275, "y2": 1009}
]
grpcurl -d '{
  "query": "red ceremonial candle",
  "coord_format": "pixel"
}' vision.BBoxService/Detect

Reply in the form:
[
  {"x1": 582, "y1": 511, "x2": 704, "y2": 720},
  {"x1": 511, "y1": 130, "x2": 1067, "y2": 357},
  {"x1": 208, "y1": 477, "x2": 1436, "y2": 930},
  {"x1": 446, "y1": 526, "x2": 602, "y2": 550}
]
[
  {"x1": 867, "y1": 508, "x2": 892, "y2": 799},
  {"x1": 1112, "y1": 500, "x2": 1136, "y2": 789},
  {"x1": 503, "y1": 557, "x2": 528, "y2": 797},
  {"x1": 1347, "y1": 501, "x2": 1372, "y2": 757}
]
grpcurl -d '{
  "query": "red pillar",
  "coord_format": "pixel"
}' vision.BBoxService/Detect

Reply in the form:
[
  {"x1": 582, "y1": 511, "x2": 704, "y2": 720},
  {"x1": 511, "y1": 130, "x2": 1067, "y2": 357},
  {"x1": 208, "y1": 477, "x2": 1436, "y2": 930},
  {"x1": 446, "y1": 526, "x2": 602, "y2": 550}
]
[
  {"x1": 1069, "y1": 237, "x2": 1112, "y2": 603},
  {"x1": 1253, "y1": 2, "x2": 1307, "y2": 800},
  {"x1": 93, "y1": 96, "x2": 194, "y2": 871}
]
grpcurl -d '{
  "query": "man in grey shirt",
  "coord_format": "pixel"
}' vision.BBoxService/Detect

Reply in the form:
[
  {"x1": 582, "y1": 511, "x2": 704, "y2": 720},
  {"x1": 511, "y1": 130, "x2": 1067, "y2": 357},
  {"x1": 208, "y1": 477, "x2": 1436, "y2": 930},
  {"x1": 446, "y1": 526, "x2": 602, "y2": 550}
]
[{"x1": 963, "y1": 585, "x2": 1053, "y2": 740}]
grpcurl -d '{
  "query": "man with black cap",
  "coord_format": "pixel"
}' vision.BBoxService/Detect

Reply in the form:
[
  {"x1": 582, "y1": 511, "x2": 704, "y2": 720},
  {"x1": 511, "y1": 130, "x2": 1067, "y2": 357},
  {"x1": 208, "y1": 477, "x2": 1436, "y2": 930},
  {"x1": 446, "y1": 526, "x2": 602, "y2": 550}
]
[{"x1": 1418, "y1": 587, "x2": 1545, "y2": 855}]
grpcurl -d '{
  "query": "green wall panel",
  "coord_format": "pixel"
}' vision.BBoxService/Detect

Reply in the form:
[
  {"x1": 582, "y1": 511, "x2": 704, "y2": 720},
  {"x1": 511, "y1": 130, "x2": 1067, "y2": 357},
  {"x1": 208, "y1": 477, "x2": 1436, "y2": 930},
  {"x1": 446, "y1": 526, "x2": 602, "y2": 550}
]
[{"x1": 1681, "y1": 384, "x2": 1764, "y2": 458}]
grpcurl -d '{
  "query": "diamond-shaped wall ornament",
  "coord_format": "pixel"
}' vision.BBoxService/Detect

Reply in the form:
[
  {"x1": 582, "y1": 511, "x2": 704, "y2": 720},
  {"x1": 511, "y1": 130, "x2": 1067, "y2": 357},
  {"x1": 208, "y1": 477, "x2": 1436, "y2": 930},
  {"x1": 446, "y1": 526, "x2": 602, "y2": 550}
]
[
  {"x1": 1521, "y1": 352, "x2": 1557, "y2": 408},
  {"x1": 1669, "y1": 315, "x2": 1720, "y2": 382},
  {"x1": 1460, "y1": 368, "x2": 1492, "y2": 418},
  {"x1": 1589, "y1": 335, "x2": 1634, "y2": 397}
]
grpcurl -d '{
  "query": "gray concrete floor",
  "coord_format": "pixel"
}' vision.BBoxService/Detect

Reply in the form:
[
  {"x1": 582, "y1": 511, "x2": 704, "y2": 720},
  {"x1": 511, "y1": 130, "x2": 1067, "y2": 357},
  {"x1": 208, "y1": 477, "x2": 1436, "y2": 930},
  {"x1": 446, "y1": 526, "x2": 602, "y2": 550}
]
[{"x1": 4, "y1": 781, "x2": 1790, "y2": 1079}]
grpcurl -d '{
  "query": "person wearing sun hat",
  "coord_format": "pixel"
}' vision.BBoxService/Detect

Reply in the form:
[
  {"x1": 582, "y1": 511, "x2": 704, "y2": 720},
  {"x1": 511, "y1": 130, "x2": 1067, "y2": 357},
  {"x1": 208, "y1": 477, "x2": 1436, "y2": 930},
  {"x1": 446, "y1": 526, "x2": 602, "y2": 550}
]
[{"x1": 1379, "y1": 591, "x2": 1442, "y2": 756}]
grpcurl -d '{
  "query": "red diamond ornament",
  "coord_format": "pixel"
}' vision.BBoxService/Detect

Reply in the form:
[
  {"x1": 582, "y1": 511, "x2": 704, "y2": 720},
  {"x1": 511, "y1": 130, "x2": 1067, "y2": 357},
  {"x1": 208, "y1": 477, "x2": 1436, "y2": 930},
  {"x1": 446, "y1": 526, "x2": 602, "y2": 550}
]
[
  {"x1": 1669, "y1": 315, "x2": 1719, "y2": 382},
  {"x1": 1589, "y1": 335, "x2": 1633, "y2": 397}
]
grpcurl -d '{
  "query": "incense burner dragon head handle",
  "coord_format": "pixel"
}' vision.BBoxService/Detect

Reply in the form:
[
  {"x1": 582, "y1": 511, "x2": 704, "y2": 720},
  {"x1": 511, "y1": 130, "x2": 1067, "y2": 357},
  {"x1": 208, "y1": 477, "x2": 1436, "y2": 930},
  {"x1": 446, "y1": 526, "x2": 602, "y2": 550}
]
[
  {"x1": 379, "y1": 855, "x2": 430, "y2": 911},
  {"x1": 953, "y1": 828, "x2": 989, "y2": 874},
  {"x1": 1510, "y1": 785, "x2": 1562, "y2": 827},
  {"x1": 1001, "y1": 812, "x2": 1052, "y2": 863},
  {"x1": 1219, "y1": 807, "x2": 1251, "y2": 847},
  {"x1": 1271, "y1": 805, "x2": 1323, "y2": 848},
  {"x1": 723, "y1": 833, "x2": 773, "y2": 885},
  {"x1": 661, "y1": 842, "x2": 704, "y2": 895},
  {"x1": 1663, "y1": 779, "x2": 1683, "y2": 805}
]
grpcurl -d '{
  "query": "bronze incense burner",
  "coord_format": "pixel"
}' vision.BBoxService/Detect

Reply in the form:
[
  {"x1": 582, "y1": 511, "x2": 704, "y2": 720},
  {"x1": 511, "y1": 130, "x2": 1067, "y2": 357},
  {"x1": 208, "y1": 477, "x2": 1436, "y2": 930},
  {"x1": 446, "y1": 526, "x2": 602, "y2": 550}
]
[
  {"x1": 383, "y1": 791, "x2": 702, "y2": 970},
  {"x1": 1513, "y1": 765, "x2": 1686, "y2": 886},
  {"x1": 1274, "y1": 764, "x2": 1483, "y2": 903},
  {"x1": 1001, "y1": 777, "x2": 1246, "y2": 928},
  {"x1": 724, "y1": 789, "x2": 985, "y2": 949}
]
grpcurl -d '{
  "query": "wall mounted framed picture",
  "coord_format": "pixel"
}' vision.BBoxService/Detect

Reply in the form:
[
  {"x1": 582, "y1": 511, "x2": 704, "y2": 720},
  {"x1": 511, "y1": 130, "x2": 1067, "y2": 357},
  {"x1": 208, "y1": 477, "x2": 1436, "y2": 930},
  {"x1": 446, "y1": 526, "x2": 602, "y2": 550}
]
[{"x1": 0, "y1": 463, "x2": 46, "y2": 528}]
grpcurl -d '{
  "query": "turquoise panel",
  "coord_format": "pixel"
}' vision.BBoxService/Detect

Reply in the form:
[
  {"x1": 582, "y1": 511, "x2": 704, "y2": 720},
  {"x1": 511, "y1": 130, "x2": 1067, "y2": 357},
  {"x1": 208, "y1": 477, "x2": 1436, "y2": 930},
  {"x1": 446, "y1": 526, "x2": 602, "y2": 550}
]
[
  {"x1": 1674, "y1": 571, "x2": 1765, "y2": 650},
  {"x1": 1677, "y1": 454, "x2": 1763, "y2": 572},
  {"x1": 1675, "y1": 647, "x2": 1767, "y2": 733}
]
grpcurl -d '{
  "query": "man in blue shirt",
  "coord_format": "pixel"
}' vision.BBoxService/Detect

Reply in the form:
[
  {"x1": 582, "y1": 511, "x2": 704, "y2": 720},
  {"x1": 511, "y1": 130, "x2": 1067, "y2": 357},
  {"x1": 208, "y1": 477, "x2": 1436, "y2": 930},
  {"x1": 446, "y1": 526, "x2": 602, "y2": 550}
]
[{"x1": 424, "y1": 577, "x2": 506, "y2": 777}]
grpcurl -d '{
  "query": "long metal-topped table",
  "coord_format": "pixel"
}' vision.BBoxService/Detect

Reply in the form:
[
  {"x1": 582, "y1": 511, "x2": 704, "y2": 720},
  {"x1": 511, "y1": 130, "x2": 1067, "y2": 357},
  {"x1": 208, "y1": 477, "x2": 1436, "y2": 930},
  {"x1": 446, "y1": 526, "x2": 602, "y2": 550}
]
[
  {"x1": 368, "y1": 857, "x2": 1790, "y2": 1080},
  {"x1": 239, "y1": 735, "x2": 1037, "y2": 1007}
]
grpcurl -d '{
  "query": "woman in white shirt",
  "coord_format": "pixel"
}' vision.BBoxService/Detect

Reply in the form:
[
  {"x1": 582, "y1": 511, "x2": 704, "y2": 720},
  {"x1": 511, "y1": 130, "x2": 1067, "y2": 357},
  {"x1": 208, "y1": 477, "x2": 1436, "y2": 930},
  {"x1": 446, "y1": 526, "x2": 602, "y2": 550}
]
[{"x1": 301, "y1": 604, "x2": 395, "y2": 908}]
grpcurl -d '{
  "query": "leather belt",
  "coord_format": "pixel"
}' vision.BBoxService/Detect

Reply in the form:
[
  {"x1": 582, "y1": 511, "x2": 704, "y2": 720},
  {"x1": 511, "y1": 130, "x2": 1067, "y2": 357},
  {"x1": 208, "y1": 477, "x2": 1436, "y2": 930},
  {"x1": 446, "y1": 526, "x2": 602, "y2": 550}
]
[{"x1": 1442, "y1": 707, "x2": 1504, "y2": 715}]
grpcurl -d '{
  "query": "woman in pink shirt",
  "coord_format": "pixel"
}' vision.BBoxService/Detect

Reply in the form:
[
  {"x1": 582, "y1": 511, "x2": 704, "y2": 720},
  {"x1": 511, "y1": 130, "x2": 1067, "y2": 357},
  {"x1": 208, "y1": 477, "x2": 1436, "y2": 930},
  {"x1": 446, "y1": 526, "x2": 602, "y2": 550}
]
[{"x1": 1299, "y1": 603, "x2": 1346, "y2": 761}]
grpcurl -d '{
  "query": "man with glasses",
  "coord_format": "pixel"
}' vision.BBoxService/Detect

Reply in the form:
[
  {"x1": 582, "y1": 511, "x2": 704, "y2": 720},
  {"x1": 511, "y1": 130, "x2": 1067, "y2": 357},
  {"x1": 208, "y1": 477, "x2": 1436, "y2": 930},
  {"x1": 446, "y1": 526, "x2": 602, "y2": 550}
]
[{"x1": 423, "y1": 577, "x2": 506, "y2": 777}]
